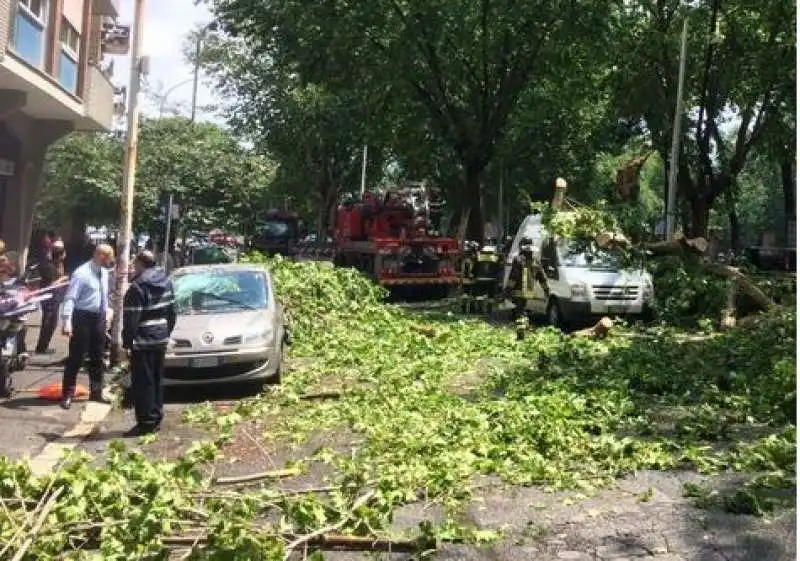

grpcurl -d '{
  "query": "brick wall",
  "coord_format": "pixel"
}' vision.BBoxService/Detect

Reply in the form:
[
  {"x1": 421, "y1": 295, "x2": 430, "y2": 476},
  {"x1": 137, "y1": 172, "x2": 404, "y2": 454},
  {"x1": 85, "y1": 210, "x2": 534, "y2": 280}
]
[{"x1": 0, "y1": 0, "x2": 11, "y2": 61}]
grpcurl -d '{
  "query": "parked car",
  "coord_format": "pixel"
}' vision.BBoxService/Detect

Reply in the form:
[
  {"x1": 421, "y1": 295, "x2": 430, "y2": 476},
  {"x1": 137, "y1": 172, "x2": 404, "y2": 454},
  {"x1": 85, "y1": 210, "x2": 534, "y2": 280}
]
[{"x1": 164, "y1": 263, "x2": 288, "y2": 388}]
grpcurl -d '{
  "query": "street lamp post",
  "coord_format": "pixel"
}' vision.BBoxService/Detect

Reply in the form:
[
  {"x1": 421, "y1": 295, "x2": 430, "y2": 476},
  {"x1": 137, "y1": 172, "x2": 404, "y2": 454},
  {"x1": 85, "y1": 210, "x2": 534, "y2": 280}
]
[
  {"x1": 157, "y1": 77, "x2": 194, "y2": 117},
  {"x1": 190, "y1": 22, "x2": 217, "y2": 123}
]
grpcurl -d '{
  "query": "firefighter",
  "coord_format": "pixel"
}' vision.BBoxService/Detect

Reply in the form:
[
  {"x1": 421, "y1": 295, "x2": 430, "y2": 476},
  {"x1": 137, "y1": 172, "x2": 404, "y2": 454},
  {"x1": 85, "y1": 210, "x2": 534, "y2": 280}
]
[
  {"x1": 428, "y1": 186, "x2": 444, "y2": 234},
  {"x1": 122, "y1": 251, "x2": 176, "y2": 436}
]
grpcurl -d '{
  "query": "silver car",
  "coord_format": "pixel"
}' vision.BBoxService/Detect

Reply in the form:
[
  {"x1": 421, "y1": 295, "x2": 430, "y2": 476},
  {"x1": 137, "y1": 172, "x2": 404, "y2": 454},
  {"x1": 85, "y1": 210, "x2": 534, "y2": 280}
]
[{"x1": 163, "y1": 264, "x2": 286, "y2": 387}]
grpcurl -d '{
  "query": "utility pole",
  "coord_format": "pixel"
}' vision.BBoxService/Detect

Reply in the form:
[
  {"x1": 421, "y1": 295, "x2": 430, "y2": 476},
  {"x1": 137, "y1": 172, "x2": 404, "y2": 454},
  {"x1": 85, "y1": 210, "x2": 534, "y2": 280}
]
[
  {"x1": 110, "y1": 0, "x2": 146, "y2": 364},
  {"x1": 498, "y1": 160, "x2": 504, "y2": 241},
  {"x1": 360, "y1": 145, "x2": 368, "y2": 195},
  {"x1": 162, "y1": 193, "x2": 174, "y2": 268},
  {"x1": 666, "y1": 18, "x2": 689, "y2": 240}
]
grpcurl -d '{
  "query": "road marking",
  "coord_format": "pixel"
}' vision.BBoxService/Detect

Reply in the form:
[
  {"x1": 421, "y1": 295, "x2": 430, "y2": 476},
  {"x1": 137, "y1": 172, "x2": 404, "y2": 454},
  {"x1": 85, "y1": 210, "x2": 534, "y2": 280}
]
[{"x1": 28, "y1": 398, "x2": 114, "y2": 476}]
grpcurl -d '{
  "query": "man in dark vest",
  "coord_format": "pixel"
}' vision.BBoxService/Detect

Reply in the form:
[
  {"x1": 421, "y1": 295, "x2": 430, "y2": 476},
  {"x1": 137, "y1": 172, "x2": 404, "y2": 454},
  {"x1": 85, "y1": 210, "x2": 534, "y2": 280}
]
[{"x1": 122, "y1": 251, "x2": 176, "y2": 436}]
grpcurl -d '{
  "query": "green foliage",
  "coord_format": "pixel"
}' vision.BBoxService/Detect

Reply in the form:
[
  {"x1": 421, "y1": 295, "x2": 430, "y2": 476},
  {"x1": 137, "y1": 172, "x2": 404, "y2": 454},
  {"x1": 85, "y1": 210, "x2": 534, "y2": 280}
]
[
  {"x1": 37, "y1": 119, "x2": 274, "y2": 235},
  {"x1": 195, "y1": 258, "x2": 795, "y2": 512},
  {"x1": 1, "y1": 259, "x2": 795, "y2": 557},
  {"x1": 37, "y1": 133, "x2": 122, "y2": 228}
]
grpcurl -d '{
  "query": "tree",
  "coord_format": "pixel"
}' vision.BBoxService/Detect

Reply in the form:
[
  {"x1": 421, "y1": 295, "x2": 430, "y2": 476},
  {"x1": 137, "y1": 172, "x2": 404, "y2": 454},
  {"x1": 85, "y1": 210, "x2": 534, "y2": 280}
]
[
  {"x1": 610, "y1": 0, "x2": 795, "y2": 238},
  {"x1": 36, "y1": 132, "x2": 123, "y2": 248},
  {"x1": 36, "y1": 118, "x2": 274, "y2": 241},
  {"x1": 203, "y1": 0, "x2": 613, "y2": 240},
  {"x1": 197, "y1": 31, "x2": 392, "y2": 236}
]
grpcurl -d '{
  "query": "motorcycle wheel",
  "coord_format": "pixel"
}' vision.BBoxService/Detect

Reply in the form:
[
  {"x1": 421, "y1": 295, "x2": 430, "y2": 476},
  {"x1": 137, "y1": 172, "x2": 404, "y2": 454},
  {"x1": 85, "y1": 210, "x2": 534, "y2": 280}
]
[{"x1": 0, "y1": 359, "x2": 11, "y2": 398}]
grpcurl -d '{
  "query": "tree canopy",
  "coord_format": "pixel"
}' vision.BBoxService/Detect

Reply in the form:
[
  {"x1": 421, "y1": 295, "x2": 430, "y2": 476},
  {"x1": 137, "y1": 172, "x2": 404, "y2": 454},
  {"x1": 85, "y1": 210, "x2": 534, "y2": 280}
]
[
  {"x1": 199, "y1": 0, "x2": 794, "y2": 244},
  {"x1": 36, "y1": 118, "x2": 274, "y2": 242}
]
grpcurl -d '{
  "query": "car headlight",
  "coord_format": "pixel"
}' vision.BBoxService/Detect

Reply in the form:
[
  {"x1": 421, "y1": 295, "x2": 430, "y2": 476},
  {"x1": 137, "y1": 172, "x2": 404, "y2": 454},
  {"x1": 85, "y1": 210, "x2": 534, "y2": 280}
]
[
  {"x1": 570, "y1": 283, "x2": 588, "y2": 299},
  {"x1": 243, "y1": 326, "x2": 272, "y2": 345}
]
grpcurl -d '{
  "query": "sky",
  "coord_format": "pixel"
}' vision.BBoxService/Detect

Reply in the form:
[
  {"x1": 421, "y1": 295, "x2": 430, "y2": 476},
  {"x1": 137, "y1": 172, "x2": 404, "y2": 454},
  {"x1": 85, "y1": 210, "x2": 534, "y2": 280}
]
[{"x1": 112, "y1": 0, "x2": 222, "y2": 122}]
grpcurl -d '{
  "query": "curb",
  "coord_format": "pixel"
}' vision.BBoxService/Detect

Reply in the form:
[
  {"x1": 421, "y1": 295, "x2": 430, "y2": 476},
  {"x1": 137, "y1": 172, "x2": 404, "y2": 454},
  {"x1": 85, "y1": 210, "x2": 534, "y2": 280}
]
[{"x1": 28, "y1": 391, "x2": 117, "y2": 476}]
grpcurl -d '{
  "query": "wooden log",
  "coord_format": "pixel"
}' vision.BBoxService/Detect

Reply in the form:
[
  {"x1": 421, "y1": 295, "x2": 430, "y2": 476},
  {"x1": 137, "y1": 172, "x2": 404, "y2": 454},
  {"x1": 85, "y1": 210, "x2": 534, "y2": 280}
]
[
  {"x1": 644, "y1": 234, "x2": 708, "y2": 256},
  {"x1": 572, "y1": 317, "x2": 614, "y2": 339}
]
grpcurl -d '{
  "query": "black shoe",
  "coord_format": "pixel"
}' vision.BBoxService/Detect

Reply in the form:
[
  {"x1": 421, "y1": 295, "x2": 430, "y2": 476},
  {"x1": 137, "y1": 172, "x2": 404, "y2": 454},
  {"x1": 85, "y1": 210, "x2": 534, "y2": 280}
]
[
  {"x1": 123, "y1": 424, "x2": 160, "y2": 437},
  {"x1": 89, "y1": 392, "x2": 111, "y2": 405},
  {"x1": 60, "y1": 396, "x2": 72, "y2": 409}
]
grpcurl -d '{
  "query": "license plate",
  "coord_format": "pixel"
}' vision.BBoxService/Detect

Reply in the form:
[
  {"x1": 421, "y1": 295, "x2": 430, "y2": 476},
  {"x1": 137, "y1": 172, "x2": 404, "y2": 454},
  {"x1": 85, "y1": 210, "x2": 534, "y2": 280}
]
[
  {"x1": 190, "y1": 357, "x2": 220, "y2": 368},
  {"x1": 608, "y1": 306, "x2": 628, "y2": 315}
]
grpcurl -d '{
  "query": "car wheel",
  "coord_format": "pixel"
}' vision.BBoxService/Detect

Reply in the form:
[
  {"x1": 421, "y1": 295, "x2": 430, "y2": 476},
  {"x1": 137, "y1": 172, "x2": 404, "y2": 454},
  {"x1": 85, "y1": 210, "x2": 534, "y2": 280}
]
[
  {"x1": 265, "y1": 343, "x2": 284, "y2": 385},
  {"x1": 546, "y1": 298, "x2": 564, "y2": 330}
]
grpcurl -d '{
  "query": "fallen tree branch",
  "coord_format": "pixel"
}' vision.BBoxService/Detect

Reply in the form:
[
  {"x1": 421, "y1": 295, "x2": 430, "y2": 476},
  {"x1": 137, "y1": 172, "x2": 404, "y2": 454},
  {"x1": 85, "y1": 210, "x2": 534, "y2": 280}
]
[
  {"x1": 162, "y1": 531, "x2": 434, "y2": 553},
  {"x1": 300, "y1": 391, "x2": 343, "y2": 401},
  {"x1": 702, "y1": 263, "x2": 777, "y2": 312},
  {"x1": 282, "y1": 489, "x2": 376, "y2": 559},
  {"x1": 11, "y1": 486, "x2": 64, "y2": 561},
  {"x1": 211, "y1": 467, "x2": 302, "y2": 486}
]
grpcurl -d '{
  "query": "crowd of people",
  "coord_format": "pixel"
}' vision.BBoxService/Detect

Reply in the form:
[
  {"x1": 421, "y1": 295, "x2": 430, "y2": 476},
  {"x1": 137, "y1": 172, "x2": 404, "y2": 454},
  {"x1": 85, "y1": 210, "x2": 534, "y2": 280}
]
[{"x1": 1, "y1": 232, "x2": 178, "y2": 436}]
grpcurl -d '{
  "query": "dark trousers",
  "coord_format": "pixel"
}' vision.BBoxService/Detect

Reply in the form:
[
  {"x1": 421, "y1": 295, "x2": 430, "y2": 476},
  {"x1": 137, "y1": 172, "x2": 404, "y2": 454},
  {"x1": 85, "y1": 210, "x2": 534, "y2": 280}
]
[
  {"x1": 35, "y1": 299, "x2": 58, "y2": 352},
  {"x1": 131, "y1": 347, "x2": 165, "y2": 427},
  {"x1": 62, "y1": 310, "x2": 105, "y2": 396}
]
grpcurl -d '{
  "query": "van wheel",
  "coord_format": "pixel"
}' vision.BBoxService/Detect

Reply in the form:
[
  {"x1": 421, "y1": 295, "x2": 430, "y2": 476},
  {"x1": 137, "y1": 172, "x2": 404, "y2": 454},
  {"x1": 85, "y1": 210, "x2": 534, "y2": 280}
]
[{"x1": 546, "y1": 298, "x2": 564, "y2": 330}]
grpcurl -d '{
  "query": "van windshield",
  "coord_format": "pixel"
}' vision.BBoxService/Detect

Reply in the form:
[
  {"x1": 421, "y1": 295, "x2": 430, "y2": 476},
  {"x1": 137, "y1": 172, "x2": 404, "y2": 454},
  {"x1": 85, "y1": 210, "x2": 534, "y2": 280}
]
[{"x1": 558, "y1": 240, "x2": 622, "y2": 270}]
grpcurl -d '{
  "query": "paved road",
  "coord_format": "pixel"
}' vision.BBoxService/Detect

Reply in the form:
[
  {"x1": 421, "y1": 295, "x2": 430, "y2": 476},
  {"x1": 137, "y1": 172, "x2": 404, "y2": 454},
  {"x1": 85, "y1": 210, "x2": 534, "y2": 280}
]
[{"x1": 0, "y1": 311, "x2": 92, "y2": 460}]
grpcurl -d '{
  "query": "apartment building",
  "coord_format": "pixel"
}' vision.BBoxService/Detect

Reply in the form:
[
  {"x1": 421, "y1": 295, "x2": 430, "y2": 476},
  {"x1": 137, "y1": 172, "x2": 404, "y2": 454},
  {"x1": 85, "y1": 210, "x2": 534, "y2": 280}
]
[{"x1": 0, "y1": 0, "x2": 126, "y2": 264}]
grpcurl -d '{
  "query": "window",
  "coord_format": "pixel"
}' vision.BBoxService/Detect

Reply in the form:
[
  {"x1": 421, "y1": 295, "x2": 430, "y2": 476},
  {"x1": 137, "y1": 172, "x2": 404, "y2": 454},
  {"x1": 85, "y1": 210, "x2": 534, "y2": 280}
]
[
  {"x1": 58, "y1": 18, "x2": 80, "y2": 94},
  {"x1": 172, "y1": 271, "x2": 269, "y2": 314},
  {"x1": 60, "y1": 19, "x2": 80, "y2": 55},
  {"x1": 11, "y1": 0, "x2": 49, "y2": 68},
  {"x1": 19, "y1": 0, "x2": 47, "y2": 21}
]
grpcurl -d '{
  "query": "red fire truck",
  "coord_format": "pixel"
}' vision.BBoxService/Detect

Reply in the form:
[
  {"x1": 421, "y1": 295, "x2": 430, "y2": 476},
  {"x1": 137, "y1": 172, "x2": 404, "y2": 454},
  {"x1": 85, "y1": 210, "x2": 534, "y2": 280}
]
[{"x1": 333, "y1": 182, "x2": 459, "y2": 293}]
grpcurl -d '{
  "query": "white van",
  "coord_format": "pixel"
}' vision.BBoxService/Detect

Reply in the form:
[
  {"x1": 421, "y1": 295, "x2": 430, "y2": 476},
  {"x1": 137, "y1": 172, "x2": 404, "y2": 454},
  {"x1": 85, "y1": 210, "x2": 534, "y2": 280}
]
[{"x1": 502, "y1": 213, "x2": 655, "y2": 327}]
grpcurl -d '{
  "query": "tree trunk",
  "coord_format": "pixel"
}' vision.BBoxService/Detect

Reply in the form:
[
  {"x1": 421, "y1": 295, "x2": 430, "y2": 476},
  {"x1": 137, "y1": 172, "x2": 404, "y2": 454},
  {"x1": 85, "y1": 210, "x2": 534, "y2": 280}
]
[
  {"x1": 780, "y1": 159, "x2": 795, "y2": 243},
  {"x1": 688, "y1": 195, "x2": 711, "y2": 239},
  {"x1": 728, "y1": 206, "x2": 740, "y2": 253},
  {"x1": 464, "y1": 163, "x2": 484, "y2": 242}
]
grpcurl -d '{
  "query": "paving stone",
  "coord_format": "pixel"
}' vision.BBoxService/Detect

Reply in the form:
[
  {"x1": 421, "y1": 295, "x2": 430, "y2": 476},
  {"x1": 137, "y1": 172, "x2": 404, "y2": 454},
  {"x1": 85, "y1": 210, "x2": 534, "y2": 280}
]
[{"x1": 556, "y1": 551, "x2": 593, "y2": 560}]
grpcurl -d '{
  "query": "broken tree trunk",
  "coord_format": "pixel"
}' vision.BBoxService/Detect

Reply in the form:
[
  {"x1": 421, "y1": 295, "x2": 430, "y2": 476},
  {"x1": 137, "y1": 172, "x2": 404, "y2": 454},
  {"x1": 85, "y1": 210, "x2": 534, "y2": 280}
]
[{"x1": 703, "y1": 263, "x2": 777, "y2": 312}]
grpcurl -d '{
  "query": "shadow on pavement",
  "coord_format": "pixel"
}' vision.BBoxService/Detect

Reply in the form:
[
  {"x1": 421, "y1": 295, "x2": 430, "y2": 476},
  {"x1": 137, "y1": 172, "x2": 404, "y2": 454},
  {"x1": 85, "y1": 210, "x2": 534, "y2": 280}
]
[
  {"x1": 162, "y1": 381, "x2": 270, "y2": 404},
  {"x1": 0, "y1": 396, "x2": 61, "y2": 409}
]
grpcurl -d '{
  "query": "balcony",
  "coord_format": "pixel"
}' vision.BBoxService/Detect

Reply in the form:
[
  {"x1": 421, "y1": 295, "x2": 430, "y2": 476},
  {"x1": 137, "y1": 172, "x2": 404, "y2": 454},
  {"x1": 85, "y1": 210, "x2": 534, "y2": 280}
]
[{"x1": 79, "y1": 64, "x2": 115, "y2": 131}]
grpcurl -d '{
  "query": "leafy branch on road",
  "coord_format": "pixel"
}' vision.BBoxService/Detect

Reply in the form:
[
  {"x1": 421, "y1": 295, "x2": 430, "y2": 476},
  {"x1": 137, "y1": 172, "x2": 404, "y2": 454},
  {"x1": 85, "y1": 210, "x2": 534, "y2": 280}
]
[{"x1": 0, "y1": 257, "x2": 795, "y2": 559}]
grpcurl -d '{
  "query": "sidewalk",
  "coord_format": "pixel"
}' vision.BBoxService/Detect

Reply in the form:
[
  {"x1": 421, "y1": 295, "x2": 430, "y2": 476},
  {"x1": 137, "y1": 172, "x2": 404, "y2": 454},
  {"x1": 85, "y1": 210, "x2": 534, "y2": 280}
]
[{"x1": 0, "y1": 311, "x2": 91, "y2": 461}]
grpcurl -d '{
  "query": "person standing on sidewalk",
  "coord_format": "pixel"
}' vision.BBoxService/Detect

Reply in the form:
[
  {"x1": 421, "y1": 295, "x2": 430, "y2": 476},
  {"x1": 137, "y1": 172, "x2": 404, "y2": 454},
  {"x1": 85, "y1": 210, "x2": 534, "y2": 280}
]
[
  {"x1": 59, "y1": 244, "x2": 115, "y2": 409},
  {"x1": 122, "y1": 251, "x2": 176, "y2": 436},
  {"x1": 35, "y1": 241, "x2": 68, "y2": 355}
]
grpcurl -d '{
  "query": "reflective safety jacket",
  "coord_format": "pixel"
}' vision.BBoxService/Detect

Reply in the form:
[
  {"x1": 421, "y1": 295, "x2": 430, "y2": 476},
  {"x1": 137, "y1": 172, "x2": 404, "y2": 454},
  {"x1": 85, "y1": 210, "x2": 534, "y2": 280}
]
[{"x1": 122, "y1": 267, "x2": 176, "y2": 350}]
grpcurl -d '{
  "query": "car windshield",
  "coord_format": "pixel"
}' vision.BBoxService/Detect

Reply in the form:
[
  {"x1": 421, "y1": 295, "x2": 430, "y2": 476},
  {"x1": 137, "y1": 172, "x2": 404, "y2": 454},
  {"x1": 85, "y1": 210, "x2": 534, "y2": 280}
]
[
  {"x1": 558, "y1": 240, "x2": 622, "y2": 270},
  {"x1": 256, "y1": 220, "x2": 295, "y2": 238},
  {"x1": 172, "y1": 270, "x2": 269, "y2": 314}
]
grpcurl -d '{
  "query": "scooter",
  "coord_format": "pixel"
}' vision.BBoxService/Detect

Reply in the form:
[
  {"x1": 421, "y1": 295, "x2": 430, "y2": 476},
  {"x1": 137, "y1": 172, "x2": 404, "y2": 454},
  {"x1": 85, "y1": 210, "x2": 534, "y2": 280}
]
[{"x1": 0, "y1": 291, "x2": 51, "y2": 397}]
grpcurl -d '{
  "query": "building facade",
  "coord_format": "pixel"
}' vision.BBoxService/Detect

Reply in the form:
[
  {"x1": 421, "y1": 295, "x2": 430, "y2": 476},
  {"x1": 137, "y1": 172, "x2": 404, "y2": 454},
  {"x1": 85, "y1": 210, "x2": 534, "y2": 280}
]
[{"x1": 0, "y1": 0, "x2": 123, "y2": 265}]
